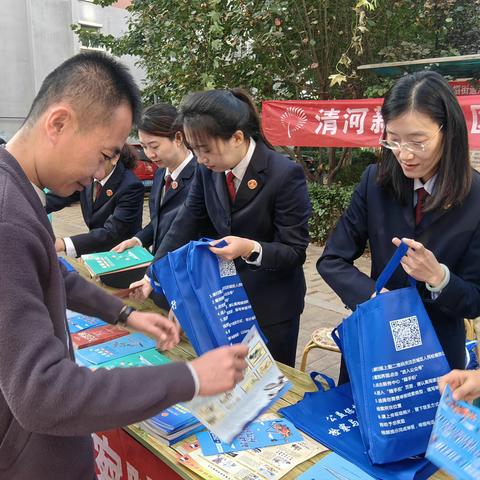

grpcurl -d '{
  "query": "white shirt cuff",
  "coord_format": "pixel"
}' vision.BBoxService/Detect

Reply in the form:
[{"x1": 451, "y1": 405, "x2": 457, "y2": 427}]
[
  {"x1": 132, "y1": 237, "x2": 142, "y2": 247},
  {"x1": 186, "y1": 362, "x2": 200, "y2": 399},
  {"x1": 426, "y1": 264, "x2": 450, "y2": 299},
  {"x1": 244, "y1": 241, "x2": 263, "y2": 266},
  {"x1": 63, "y1": 237, "x2": 77, "y2": 258}
]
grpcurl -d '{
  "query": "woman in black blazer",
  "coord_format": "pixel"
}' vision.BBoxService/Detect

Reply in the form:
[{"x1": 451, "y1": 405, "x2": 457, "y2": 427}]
[
  {"x1": 47, "y1": 144, "x2": 144, "y2": 256},
  {"x1": 113, "y1": 103, "x2": 200, "y2": 255},
  {"x1": 130, "y1": 89, "x2": 311, "y2": 367},
  {"x1": 317, "y1": 71, "x2": 480, "y2": 383},
  {"x1": 113, "y1": 103, "x2": 204, "y2": 308}
]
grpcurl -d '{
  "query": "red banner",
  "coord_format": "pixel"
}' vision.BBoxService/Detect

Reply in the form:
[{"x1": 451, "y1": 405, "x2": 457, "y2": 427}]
[
  {"x1": 262, "y1": 96, "x2": 480, "y2": 149},
  {"x1": 93, "y1": 429, "x2": 182, "y2": 480},
  {"x1": 449, "y1": 81, "x2": 480, "y2": 96}
]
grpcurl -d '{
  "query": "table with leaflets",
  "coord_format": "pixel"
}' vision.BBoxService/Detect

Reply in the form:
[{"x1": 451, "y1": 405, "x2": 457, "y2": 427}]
[{"x1": 68, "y1": 257, "x2": 452, "y2": 480}]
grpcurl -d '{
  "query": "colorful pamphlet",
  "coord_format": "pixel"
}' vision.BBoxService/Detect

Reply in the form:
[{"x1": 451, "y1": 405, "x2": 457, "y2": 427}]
[
  {"x1": 75, "y1": 333, "x2": 157, "y2": 366},
  {"x1": 197, "y1": 418, "x2": 303, "y2": 456},
  {"x1": 297, "y1": 452, "x2": 375, "y2": 479},
  {"x1": 94, "y1": 348, "x2": 170, "y2": 369},
  {"x1": 426, "y1": 384, "x2": 480, "y2": 480},
  {"x1": 168, "y1": 414, "x2": 327, "y2": 480},
  {"x1": 82, "y1": 246, "x2": 153, "y2": 276},
  {"x1": 186, "y1": 326, "x2": 291, "y2": 443},
  {"x1": 66, "y1": 310, "x2": 106, "y2": 333},
  {"x1": 71, "y1": 324, "x2": 128, "y2": 349}
]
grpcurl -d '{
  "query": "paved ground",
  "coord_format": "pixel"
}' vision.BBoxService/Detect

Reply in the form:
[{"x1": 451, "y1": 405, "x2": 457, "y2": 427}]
[{"x1": 52, "y1": 198, "x2": 372, "y2": 381}]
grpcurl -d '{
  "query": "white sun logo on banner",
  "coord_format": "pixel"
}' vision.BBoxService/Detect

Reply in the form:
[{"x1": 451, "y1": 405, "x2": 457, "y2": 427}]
[{"x1": 280, "y1": 107, "x2": 308, "y2": 138}]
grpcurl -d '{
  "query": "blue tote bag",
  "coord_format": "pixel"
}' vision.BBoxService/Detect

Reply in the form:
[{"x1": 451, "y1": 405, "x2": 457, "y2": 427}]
[
  {"x1": 279, "y1": 380, "x2": 438, "y2": 480},
  {"x1": 150, "y1": 239, "x2": 264, "y2": 355},
  {"x1": 151, "y1": 243, "x2": 217, "y2": 354},
  {"x1": 336, "y1": 242, "x2": 451, "y2": 464}
]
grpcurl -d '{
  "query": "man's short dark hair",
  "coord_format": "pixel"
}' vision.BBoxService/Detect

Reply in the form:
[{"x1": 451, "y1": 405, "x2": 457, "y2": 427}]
[{"x1": 25, "y1": 51, "x2": 142, "y2": 129}]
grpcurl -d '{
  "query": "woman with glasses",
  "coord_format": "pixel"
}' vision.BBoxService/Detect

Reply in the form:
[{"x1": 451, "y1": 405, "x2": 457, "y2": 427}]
[{"x1": 317, "y1": 70, "x2": 480, "y2": 384}]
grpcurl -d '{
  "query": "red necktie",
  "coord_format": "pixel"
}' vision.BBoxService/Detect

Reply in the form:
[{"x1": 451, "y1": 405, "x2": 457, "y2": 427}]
[
  {"x1": 164, "y1": 174, "x2": 172, "y2": 192},
  {"x1": 94, "y1": 181, "x2": 102, "y2": 202},
  {"x1": 226, "y1": 171, "x2": 236, "y2": 203},
  {"x1": 415, "y1": 187, "x2": 428, "y2": 225}
]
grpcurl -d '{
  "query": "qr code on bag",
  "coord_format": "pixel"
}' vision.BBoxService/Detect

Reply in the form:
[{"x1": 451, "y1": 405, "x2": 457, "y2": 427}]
[
  {"x1": 389, "y1": 316, "x2": 422, "y2": 351},
  {"x1": 218, "y1": 258, "x2": 237, "y2": 278}
]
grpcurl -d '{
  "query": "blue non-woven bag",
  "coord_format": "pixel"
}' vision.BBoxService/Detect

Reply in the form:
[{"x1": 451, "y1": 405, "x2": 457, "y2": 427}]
[
  {"x1": 151, "y1": 244, "x2": 216, "y2": 354},
  {"x1": 150, "y1": 238, "x2": 265, "y2": 355},
  {"x1": 279, "y1": 380, "x2": 438, "y2": 480},
  {"x1": 337, "y1": 242, "x2": 450, "y2": 464}
]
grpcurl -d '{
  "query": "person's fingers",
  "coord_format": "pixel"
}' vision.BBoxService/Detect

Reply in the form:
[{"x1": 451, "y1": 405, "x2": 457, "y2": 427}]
[
  {"x1": 451, "y1": 381, "x2": 473, "y2": 402},
  {"x1": 400, "y1": 237, "x2": 424, "y2": 251}
]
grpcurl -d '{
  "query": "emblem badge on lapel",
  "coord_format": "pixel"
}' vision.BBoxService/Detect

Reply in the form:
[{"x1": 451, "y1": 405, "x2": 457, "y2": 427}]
[
  {"x1": 171, "y1": 181, "x2": 178, "y2": 190},
  {"x1": 247, "y1": 179, "x2": 257, "y2": 190},
  {"x1": 106, "y1": 189, "x2": 113, "y2": 197}
]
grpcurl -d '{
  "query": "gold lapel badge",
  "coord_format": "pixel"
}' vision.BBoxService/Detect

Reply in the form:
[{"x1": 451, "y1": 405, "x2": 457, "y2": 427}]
[
  {"x1": 247, "y1": 179, "x2": 257, "y2": 190},
  {"x1": 171, "y1": 181, "x2": 178, "y2": 190},
  {"x1": 106, "y1": 189, "x2": 113, "y2": 197}
]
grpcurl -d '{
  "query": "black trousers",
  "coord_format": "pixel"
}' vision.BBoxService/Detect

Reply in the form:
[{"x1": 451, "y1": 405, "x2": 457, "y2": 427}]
[{"x1": 261, "y1": 315, "x2": 300, "y2": 368}]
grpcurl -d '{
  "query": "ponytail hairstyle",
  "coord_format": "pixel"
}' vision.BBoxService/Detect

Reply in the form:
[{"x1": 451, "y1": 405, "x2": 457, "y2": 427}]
[
  {"x1": 177, "y1": 88, "x2": 272, "y2": 149},
  {"x1": 138, "y1": 103, "x2": 179, "y2": 140},
  {"x1": 378, "y1": 70, "x2": 471, "y2": 211},
  {"x1": 118, "y1": 144, "x2": 138, "y2": 170}
]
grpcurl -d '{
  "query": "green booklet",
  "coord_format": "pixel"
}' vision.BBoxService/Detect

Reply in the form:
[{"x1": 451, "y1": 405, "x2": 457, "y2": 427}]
[
  {"x1": 82, "y1": 246, "x2": 153, "y2": 276},
  {"x1": 94, "y1": 348, "x2": 171, "y2": 370}
]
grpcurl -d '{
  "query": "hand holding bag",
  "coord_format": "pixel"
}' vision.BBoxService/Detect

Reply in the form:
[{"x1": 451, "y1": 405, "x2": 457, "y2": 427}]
[{"x1": 337, "y1": 241, "x2": 451, "y2": 464}]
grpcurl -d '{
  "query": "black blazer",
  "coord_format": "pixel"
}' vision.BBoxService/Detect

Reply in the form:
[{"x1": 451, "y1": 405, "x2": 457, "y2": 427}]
[
  {"x1": 136, "y1": 157, "x2": 200, "y2": 253},
  {"x1": 317, "y1": 164, "x2": 480, "y2": 370},
  {"x1": 154, "y1": 141, "x2": 312, "y2": 327},
  {"x1": 46, "y1": 161, "x2": 144, "y2": 256}
]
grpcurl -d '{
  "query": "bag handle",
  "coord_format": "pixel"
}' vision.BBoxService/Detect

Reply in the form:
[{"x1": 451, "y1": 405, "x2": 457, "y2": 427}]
[
  {"x1": 310, "y1": 371, "x2": 336, "y2": 391},
  {"x1": 375, "y1": 241, "x2": 415, "y2": 294}
]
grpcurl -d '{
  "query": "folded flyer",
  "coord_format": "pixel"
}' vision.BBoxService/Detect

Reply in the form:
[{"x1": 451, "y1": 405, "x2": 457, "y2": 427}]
[
  {"x1": 197, "y1": 418, "x2": 303, "y2": 455},
  {"x1": 426, "y1": 384, "x2": 480, "y2": 480},
  {"x1": 186, "y1": 325, "x2": 290, "y2": 443}
]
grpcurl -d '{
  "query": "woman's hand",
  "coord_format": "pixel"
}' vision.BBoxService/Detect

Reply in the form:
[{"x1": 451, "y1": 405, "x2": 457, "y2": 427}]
[
  {"x1": 128, "y1": 277, "x2": 153, "y2": 302},
  {"x1": 392, "y1": 237, "x2": 445, "y2": 287},
  {"x1": 209, "y1": 236, "x2": 254, "y2": 261},
  {"x1": 111, "y1": 238, "x2": 141, "y2": 253}
]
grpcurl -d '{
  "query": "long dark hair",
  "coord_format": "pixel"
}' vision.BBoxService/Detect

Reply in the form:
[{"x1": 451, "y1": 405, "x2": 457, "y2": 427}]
[
  {"x1": 138, "y1": 103, "x2": 179, "y2": 140},
  {"x1": 378, "y1": 71, "x2": 471, "y2": 211},
  {"x1": 177, "y1": 88, "x2": 272, "y2": 148}
]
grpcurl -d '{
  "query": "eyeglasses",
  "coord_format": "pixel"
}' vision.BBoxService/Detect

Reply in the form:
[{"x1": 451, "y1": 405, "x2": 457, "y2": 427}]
[{"x1": 380, "y1": 125, "x2": 443, "y2": 153}]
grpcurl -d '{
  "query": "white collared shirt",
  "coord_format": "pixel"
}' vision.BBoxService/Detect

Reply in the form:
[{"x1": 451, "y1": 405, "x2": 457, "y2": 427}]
[
  {"x1": 224, "y1": 138, "x2": 256, "y2": 191},
  {"x1": 224, "y1": 139, "x2": 262, "y2": 266},
  {"x1": 413, "y1": 174, "x2": 436, "y2": 206},
  {"x1": 161, "y1": 151, "x2": 194, "y2": 203},
  {"x1": 412, "y1": 174, "x2": 448, "y2": 297},
  {"x1": 64, "y1": 164, "x2": 119, "y2": 257},
  {"x1": 133, "y1": 152, "x2": 194, "y2": 248}
]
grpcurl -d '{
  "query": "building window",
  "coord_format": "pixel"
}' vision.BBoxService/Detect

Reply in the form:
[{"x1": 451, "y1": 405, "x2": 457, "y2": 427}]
[{"x1": 77, "y1": 21, "x2": 104, "y2": 53}]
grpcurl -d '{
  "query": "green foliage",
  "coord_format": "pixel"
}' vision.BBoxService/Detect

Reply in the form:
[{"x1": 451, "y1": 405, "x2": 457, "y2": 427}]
[
  {"x1": 334, "y1": 150, "x2": 377, "y2": 186},
  {"x1": 308, "y1": 182, "x2": 354, "y2": 244},
  {"x1": 74, "y1": 0, "x2": 381, "y2": 104}
]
